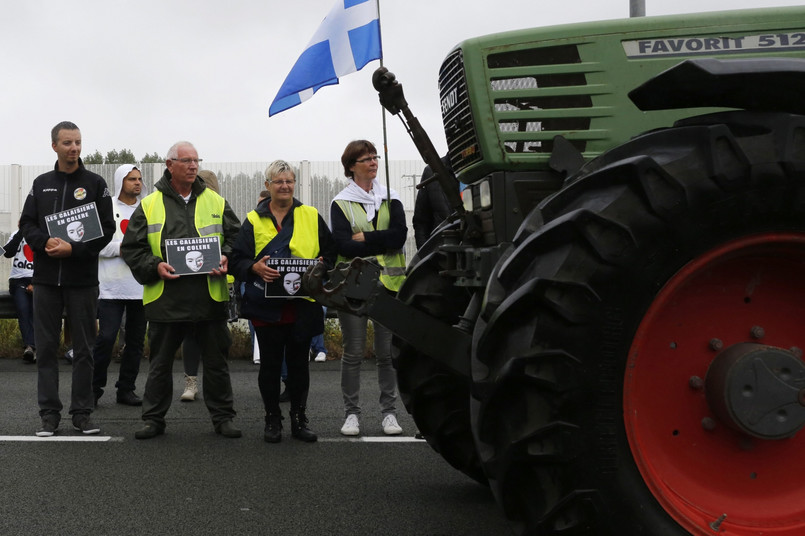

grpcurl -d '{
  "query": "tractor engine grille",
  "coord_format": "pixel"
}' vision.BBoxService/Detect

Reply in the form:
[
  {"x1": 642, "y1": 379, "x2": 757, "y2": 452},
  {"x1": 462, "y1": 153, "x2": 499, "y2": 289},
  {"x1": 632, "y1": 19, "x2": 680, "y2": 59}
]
[
  {"x1": 439, "y1": 43, "x2": 591, "y2": 176},
  {"x1": 488, "y1": 44, "x2": 590, "y2": 155},
  {"x1": 439, "y1": 49, "x2": 482, "y2": 173}
]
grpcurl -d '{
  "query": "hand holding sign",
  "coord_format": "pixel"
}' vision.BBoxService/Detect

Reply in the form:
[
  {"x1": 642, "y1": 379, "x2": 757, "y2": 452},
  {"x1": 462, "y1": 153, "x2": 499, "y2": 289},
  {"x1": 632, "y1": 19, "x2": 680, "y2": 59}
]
[
  {"x1": 264, "y1": 257, "x2": 317, "y2": 299},
  {"x1": 164, "y1": 237, "x2": 222, "y2": 276},
  {"x1": 251, "y1": 255, "x2": 280, "y2": 283},
  {"x1": 44, "y1": 237, "x2": 72, "y2": 258}
]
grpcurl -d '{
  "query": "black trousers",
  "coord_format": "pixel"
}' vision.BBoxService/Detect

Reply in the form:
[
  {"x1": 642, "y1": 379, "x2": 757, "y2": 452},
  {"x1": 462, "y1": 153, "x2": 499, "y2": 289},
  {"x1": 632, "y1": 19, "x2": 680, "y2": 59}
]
[
  {"x1": 141, "y1": 320, "x2": 236, "y2": 428},
  {"x1": 34, "y1": 285, "x2": 98, "y2": 418},
  {"x1": 254, "y1": 323, "x2": 311, "y2": 416}
]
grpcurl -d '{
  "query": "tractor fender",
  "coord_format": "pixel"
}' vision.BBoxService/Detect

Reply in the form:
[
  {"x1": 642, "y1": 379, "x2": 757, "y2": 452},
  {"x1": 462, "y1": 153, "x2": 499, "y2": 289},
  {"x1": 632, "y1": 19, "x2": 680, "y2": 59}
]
[{"x1": 628, "y1": 57, "x2": 805, "y2": 115}]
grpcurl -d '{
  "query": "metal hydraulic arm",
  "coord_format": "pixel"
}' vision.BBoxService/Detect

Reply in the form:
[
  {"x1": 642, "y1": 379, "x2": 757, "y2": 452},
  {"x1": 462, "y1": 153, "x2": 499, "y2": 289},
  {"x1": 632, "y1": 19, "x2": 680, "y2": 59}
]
[
  {"x1": 303, "y1": 258, "x2": 471, "y2": 378},
  {"x1": 372, "y1": 67, "x2": 481, "y2": 242}
]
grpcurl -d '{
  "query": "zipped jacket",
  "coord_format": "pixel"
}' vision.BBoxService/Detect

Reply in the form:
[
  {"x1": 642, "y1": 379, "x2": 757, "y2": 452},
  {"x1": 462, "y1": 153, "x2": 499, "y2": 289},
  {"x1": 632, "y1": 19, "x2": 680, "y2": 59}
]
[
  {"x1": 120, "y1": 170, "x2": 240, "y2": 322},
  {"x1": 19, "y1": 159, "x2": 115, "y2": 287},
  {"x1": 229, "y1": 197, "x2": 336, "y2": 335}
]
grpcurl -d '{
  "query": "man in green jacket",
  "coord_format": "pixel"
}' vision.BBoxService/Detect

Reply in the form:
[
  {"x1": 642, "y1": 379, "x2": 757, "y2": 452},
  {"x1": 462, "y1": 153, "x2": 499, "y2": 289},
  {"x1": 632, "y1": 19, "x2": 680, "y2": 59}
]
[{"x1": 121, "y1": 141, "x2": 242, "y2": 439}]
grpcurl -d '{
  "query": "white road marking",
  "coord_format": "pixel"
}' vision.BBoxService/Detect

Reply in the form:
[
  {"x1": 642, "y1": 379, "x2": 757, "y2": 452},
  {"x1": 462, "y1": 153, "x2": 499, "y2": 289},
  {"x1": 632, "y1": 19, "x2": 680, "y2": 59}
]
[
  {"x1": 0, "y1": 435, "x2": 122, "y2": 442},
  {"x1": 0, "y1": 435, "x2": 424, "y2": 443},
  {"x1": 320, "y1": 436, "x2": 426, "y2": 442}
]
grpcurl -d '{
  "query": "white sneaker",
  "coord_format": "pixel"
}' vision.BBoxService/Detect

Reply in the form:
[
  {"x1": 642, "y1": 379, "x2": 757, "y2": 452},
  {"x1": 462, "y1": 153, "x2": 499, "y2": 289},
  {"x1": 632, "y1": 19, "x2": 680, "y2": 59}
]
[
  {"x1": 314, "y1": 352, "x2": 326, "y2": 362},
  {"x1": 180, "y1": 375, "x2": 198, "y2": 401},
  {"x1": 382, "y1": 414, "x2": 402, "y2": 435},
  {"x1": 340, "y1": 414, "x2": 360, "y2": 436}
]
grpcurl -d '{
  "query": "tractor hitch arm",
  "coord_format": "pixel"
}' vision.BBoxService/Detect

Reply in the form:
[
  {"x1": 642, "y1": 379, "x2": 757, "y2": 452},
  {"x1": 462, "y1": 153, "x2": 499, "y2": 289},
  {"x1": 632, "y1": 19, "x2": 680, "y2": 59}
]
[{"x1": 304, "y1": 258, "x2": 471, "y2": 378}]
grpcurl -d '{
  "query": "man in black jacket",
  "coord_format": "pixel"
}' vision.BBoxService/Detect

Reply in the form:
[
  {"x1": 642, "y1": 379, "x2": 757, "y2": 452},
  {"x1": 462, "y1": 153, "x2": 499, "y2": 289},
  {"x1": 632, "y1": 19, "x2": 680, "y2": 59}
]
[
  {"x1": 412, "y1": 155, "x2": 453, "y2": 249},
  {"x1": 19, "y1": 121, "x2": 115, "y2": 437}
]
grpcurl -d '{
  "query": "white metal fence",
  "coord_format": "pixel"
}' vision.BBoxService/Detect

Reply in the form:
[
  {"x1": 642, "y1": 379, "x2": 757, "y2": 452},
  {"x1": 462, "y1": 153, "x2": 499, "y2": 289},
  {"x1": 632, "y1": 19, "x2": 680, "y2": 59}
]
[{"x1": 0, "y1": 159, "x2": 425, "y2": 284}]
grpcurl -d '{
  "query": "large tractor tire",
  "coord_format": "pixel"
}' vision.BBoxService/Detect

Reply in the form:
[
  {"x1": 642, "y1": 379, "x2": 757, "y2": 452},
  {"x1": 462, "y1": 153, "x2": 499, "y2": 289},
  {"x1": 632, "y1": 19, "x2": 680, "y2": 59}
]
[
  {"x1": 471, "y1": 111, "x2": 805, "y2": 535},
  {"x1": 394, "y1": 224, "x2": 487, "y2": 484}
]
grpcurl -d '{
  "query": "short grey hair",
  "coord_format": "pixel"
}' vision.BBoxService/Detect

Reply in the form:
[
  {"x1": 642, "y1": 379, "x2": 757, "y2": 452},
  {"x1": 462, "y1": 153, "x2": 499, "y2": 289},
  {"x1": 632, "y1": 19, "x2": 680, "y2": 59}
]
[
  {"x1": 166, "y1": 141, "x2": 196, "y2": 161},
  {"x1": 264, "y1": 160, "x2": 296, "y2": 182}
]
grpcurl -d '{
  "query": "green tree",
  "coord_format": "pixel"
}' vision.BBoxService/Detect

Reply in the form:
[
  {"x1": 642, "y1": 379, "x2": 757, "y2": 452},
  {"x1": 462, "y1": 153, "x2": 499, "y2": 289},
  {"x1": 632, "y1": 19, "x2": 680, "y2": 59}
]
[
  {"x1": 84, "y1": 150, "x2": 103, "y2": 165},
  {"x1": 98, "y1": 148, "x2": 136, "y2": 164},
  {"x1": 116, "y1": 148, "x2": 136, "y2": 164},
  {"x1": 141, "y1": 152, "x2": 163, "y2": 163}
]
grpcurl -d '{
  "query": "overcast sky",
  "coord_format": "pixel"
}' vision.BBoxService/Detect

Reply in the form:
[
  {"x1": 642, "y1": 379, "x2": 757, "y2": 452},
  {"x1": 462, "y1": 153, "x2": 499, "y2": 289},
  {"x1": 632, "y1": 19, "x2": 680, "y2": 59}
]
[{"x1": 2, "y1": 0, "x2": 802, "y2": 165}]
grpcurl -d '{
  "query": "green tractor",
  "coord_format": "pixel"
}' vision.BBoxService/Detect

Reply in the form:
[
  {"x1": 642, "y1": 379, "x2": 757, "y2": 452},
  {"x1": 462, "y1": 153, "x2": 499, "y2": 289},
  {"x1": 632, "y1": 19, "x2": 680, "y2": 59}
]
[{"x1": 307, "y1": 6, "x2": 805, "y2": 535}]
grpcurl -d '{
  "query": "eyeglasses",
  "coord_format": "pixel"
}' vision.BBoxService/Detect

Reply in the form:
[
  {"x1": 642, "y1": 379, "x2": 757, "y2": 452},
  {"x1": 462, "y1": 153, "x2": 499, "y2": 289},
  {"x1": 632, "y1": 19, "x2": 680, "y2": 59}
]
[
  {"x1": 269, "y1": 180, "x2": 295, "y2": 186},
  {"x1": 171, "y1": 158, "x2": 203, "y2": 165},
  {"x1": 355, "y1": 155, "x2": 381, "y2": 164}
]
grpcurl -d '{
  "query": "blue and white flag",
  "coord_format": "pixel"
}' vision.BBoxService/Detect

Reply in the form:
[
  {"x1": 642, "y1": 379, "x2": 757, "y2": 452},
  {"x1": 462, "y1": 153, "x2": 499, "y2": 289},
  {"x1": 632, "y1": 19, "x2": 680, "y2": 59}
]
[{"x1": 269, "y1": 0, "x2": 382, "y2": 117}]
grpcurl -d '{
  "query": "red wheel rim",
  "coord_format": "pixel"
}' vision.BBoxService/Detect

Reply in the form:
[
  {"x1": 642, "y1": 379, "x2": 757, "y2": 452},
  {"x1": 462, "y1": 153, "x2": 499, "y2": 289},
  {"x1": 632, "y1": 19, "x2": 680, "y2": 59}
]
[{"x1": 625, "y1": 233, "x2": 805, "y2": 535}]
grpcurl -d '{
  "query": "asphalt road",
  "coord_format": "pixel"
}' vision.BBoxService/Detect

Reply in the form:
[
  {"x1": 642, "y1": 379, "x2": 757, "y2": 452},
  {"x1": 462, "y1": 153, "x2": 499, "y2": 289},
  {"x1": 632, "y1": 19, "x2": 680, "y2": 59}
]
[{"x1": 0, "y1": 357, "x2": 512, "y2": 536}]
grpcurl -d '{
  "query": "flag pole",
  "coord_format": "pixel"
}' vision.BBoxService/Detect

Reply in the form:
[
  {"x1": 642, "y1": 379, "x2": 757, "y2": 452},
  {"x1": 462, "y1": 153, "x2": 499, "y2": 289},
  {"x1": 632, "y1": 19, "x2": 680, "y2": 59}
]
[{"x1": 376, "y1": 0, "x2": 391, "y2": 205}]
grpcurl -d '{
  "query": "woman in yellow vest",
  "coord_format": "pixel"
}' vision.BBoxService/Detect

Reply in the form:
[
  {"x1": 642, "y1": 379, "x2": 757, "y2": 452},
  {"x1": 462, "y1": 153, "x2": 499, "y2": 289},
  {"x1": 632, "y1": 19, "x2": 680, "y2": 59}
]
[
  {"x1": 229, "y1": 160, "x2": 336, "y2": 444},
  {"x1": 330, "y1": 140, "x2": 407, "y2": 437}
]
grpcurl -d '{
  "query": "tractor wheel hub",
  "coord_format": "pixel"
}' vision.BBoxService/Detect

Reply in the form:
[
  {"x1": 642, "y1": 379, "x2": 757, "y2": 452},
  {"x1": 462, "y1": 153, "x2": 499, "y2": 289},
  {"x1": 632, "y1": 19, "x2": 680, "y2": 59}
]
[{"x1": 706, "y1": 342, "x2": 805, "y2": 440}]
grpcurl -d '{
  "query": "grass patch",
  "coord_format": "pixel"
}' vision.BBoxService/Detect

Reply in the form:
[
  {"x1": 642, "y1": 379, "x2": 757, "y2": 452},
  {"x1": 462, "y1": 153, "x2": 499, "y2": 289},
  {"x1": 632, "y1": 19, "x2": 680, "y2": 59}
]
[{"x1": 0, "y1": 317, "x2": 379, "y2": 361}]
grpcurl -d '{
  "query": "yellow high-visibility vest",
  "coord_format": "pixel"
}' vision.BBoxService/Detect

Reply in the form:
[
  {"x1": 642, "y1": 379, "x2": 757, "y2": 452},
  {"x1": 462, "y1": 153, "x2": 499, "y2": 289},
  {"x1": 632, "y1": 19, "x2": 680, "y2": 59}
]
[
  {"x1": 334, "y1": 199, "x2": 406, "y2": 292},
  {"x1": 247, "y1": 204, "x2": 320, "y2": 302},
  {"x1": 247, "y1": 205, "x2": 319, "y2": 258},
  {"x1": 140, "y1": 189, "x2": 227, "y2": 304}
]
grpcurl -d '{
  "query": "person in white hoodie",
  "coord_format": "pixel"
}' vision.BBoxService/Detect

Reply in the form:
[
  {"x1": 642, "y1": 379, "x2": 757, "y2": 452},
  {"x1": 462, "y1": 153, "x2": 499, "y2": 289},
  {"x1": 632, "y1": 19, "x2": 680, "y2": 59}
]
[{"x1": 92, "y1": 164, "x2": 146, "y2": 406}]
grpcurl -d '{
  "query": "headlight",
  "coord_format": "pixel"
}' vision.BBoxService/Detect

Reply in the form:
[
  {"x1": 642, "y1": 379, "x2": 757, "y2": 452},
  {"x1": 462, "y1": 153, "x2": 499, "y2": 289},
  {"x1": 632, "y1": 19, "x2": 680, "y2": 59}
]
[
  {"x1": 479, "y1": 180, "x2": 491, "y2": 210},
  {"x1": 462, "y1": 187, "x2": 473, "y2": 212}
]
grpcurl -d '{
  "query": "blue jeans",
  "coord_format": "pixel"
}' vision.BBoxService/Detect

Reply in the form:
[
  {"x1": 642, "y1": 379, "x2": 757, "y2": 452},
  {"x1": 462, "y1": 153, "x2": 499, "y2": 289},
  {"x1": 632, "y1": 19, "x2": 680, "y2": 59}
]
[
  {"x1": 310, "y1": 334, "x2": 325, "y2": 354},
  {"x1": 182, "y1": 335, "x2": 201, "y2": 376},
  {"x1": 309, "y1": 307, "x2": 326, "y2": 354},
  {"x1": 92, "y1": 299, "x2": 145, "y2": 397},
  {"x1": 9, "y1": 277, "x2": 34, "y2": 348}
]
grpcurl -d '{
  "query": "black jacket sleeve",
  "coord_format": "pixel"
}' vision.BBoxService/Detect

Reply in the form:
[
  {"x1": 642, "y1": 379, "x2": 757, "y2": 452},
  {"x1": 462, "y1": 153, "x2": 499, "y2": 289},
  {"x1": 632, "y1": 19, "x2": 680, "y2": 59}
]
[
  {"x1": 2, "y1": 231, "x2": 22, "y2": 259},
  {"x1": 317, "y1": 214, "x2": 337, "y2": 270},
  {"x1": 229, "y1": 218, "x2": 258, "y2": 282},
  {"x1": 120, "y1": 203, "x2": 162, "y2": 285}
]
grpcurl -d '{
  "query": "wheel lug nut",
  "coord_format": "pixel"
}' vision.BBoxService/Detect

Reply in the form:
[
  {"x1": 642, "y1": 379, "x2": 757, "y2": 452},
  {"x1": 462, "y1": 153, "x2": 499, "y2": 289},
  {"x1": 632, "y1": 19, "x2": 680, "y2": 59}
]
[
  {"x1": 689, "y1": 376, "x2": 704, "y2": 391},
  {"x1": 750, "y1": 326, "x2": 765, "y2": 339},
  {"x1": 701, "y1": 417, "x2": 716, "y2": 431},
  {"x1": 709, "y1": 338, "x2": 723, "y2": 351}
]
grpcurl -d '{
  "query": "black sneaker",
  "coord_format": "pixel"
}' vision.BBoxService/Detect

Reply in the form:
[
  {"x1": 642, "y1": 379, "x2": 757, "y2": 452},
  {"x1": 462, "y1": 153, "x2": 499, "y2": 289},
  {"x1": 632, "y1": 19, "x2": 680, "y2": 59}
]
[
  {"x1": 134, "y1": 421, "x2": 165, "y2": 440},
  {"x1": 72, "y1": 414, "x2": 100, "y2": 435},
  {"x1": 116, "y1": 390, "x2": 143, "y2": 406},
  {"x1": 36, "y1": 417, "x2": 59, "y2": 437},
  {"x1": 22, "y1": 346, "x2": 35, "y2": 363},
  {"x1": 215, "y1": 420, "x2": 242, "y2": 439}
]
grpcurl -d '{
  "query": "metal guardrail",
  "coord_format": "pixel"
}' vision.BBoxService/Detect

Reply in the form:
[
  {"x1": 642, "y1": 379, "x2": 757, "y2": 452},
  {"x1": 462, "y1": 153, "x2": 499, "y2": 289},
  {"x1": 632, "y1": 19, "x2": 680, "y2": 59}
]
[
  {"x1": 0, "y1": 291, "x2": 17, "y2": 319},
  {"x1": 0, "y1": 290, "x2": 340, "y2": 321}
]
